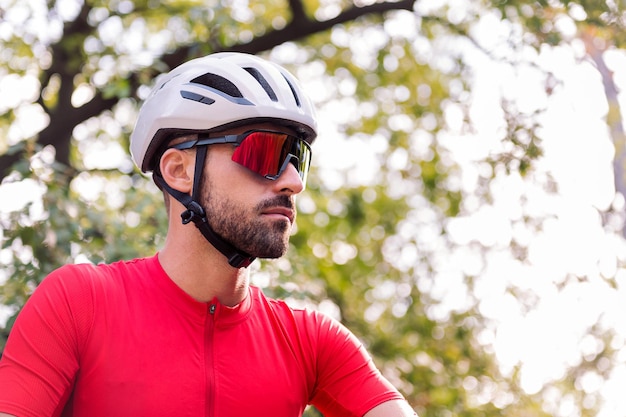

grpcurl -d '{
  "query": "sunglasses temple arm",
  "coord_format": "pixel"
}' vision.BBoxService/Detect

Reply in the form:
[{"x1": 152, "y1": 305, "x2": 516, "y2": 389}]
[{"x1": 263, "y1": 154, "x2": 302, "y2": 180}]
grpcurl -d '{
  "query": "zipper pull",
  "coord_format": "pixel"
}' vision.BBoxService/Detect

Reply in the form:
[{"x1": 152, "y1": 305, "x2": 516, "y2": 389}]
[{"x1": 209, "y1": 304, "x2": 216, "y2": 315}]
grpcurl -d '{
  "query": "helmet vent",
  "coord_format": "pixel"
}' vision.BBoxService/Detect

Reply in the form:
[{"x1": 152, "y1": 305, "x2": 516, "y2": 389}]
[
  {"x1": 181, "y1": 90, "x2": 216, "y2": 105},
  {"x1": 190, "y1": 73, "x2": 243, "y2": 98},
  {"x1": 282, "y1": 75, "x2": 301, "y2": 107},
  {"x1": 244, "y1": 67, "x2": 278, "y2": 102}
]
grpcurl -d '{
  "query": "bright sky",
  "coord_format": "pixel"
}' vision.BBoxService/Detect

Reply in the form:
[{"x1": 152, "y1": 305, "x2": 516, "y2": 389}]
[
  {"x1": 1, "y1": 3, "x2": 626, "y2": 416},
  {"x1": 467, "y1": 50, "x2": 626, "y2": 415},
  {"x1": 304, "y1": 12, "x2": 626, "y2": 416}
]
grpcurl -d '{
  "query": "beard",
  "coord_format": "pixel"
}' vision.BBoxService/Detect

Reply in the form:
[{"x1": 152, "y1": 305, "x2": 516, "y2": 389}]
[{"x1": 200, "y1": 184, "x2": 294, "y2": 259}]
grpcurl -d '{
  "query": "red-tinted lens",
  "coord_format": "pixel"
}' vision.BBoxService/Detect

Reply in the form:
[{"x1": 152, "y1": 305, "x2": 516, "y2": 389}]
[{"x1": 232, "y1": 131, "x2": 311, "y2": 182}]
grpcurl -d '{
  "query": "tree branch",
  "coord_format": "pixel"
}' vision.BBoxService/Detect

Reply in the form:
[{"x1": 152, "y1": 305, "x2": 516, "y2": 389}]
[
  {"x1": 0, "y1": 0, "x2": 417, "y2": 182},
  {"x1": 225, "y1": 0, "x2": 417, "y2": 53},
  {"x1": 0, "y1": 2, "x2": 95, "y2": 180}
]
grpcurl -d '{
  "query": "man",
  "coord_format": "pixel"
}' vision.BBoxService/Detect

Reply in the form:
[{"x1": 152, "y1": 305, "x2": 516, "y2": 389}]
[{"x1": 0, "y1": 52, "x2": 416, "y2": 416}]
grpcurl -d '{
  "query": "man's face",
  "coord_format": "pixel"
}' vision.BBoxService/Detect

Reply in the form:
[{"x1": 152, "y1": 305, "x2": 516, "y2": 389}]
[{"x1": 198, "y1": 123, "x2": 305, "y2": 259}]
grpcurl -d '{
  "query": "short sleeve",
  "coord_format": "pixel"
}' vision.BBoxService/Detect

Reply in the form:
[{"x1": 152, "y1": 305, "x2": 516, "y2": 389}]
[
  {"x1": 0, "y1": 265, "x2": 95, "y2": 417},
  {"x1": 307, "y1": 311, "x2": 404, "y2": 417}
]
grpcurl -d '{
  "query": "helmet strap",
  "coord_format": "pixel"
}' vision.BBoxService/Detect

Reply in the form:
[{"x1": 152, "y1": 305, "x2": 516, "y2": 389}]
[{"x1": 153, "y1": 145, "x2": 256, "y2": 268}]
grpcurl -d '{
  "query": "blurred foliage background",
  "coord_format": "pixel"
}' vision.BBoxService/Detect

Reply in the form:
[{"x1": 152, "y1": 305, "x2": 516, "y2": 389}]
[{"x1": 1, "y1": 0, "x2": 626, "y2": 416}]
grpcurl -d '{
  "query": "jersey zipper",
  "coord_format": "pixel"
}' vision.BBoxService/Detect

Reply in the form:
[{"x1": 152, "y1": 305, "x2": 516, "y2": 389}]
[{"x1": 205, "y1": 303, "x2": 217, "y2": 417}]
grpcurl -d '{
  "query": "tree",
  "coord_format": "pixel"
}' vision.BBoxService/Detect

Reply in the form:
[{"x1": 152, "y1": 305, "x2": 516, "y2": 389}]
[{"x1": 1, "y1": 0, "x2": 624, "y2": 416}]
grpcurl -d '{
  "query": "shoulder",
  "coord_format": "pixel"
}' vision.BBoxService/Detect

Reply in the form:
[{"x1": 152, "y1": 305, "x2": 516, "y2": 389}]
[
  {"x1": 41, "y1": 255, "x2": 158, "y2": 292},
  {"x1": 249, "y1": 287, "x2": 358, "y2": 346},
  {"x1": 24, "y1": 256, "x2": 158, "y2": 339},
  {"x1": 52, "y1": 255, "x2": 158, "y2": 278},
  {"x1": 250, "y1": 287, "x2": 327, "y2": 321},
  {"x1": 28, "y1": 256, "x2": 158, "y2": 322}
]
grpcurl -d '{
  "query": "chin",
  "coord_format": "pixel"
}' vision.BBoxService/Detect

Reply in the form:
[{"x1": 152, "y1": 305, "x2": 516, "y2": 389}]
[{"x1": 252, "y1": 240, "x2": 289, "y2": 260}]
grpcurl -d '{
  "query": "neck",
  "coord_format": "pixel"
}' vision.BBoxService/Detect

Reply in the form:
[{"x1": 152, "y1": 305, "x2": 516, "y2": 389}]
[{"x1": 158, "y1": 226, "x2": 250, "y2": 306}]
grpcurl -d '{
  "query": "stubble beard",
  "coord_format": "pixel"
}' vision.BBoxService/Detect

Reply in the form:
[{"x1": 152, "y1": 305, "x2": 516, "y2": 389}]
[{"x1": 201, "y1": 185, "x2": 294, "y2": 259}]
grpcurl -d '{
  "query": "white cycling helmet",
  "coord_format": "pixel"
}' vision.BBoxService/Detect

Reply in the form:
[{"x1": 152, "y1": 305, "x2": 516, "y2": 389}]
[{"x1": 130, "y1": 52, "x2": 318, "y2": 173}]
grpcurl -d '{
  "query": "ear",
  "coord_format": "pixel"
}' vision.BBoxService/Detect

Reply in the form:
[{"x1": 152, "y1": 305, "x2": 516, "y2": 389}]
[{"x1": 159, "y1": 148, "x2": 196, "y2": 194}]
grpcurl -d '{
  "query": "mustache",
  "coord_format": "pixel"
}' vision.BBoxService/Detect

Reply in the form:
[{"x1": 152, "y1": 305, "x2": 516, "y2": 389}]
[{"x1": 256, "y1": 195, "x2": 294, "y2": 212}]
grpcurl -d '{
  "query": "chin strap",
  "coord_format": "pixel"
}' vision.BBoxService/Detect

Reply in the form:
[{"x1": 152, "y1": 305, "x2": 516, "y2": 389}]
[{"x1": 154, "y1": 145, "x2": 256, "y2": 268}]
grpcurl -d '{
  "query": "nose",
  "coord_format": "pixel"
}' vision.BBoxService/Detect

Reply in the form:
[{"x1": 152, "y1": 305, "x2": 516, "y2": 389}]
[{"x1": 274, "y1": 162, "x2": 305, "y2": 194}]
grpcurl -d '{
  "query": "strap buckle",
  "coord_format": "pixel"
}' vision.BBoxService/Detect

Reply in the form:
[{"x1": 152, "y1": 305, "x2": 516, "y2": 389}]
[{"x1": 181, "y1": 201, "x2": 206, "y2": 225}]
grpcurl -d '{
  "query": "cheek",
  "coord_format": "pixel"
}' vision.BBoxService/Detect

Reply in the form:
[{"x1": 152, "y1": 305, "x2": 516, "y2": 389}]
[
  {"x1": 202, "y1": 155, "x2": 250, "y2": 207},
  {"x1": 205, "y1": 148, "x2": 266, "y2": 191},
  {"x1": 204, "y1": 150, "x2": 232, "y2": 184}
]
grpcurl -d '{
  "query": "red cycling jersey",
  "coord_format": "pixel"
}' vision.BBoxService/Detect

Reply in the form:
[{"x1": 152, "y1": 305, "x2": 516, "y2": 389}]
[{"x1": 0, "y1": 255, "x2": 402, "y2": 417}]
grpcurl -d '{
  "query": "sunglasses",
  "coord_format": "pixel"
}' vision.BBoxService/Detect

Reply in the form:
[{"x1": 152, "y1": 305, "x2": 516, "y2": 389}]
[{"x1": 170, "y1": 130, "x2": 312, "y2": 187}]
